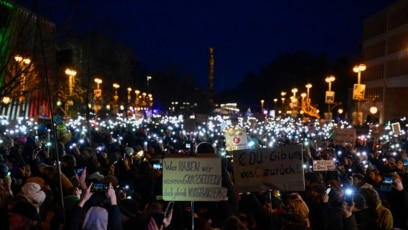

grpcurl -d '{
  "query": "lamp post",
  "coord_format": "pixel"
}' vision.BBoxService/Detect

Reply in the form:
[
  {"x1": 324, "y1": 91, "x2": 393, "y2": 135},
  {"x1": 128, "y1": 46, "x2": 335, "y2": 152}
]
[
  {"x1": 112, "y1": 83, "x2": 120, "y2": 114},
  {"x1": 14, "y1": 55, "x2": 31, "y2": 103},
  {"x1": 1, "y1": 96, "x2": 11, "y2": 117},
  {"x1": 134, "y1": 90, "x2": 140, "y2": 110},
  {"x1": 94, "y1": 78, "x2": 102, "y2": 115},
  {"x1": 325, "y1": 76, "x2": 335, "y2": 120},
  {"x1": 352, "y1": 64, "x2": 366, "y2": 126},
  {"x1": 65, "y1": 68, "x2": 77, "y2": 96},
  {"x1": 260, "y1": 99, "x2": 265, "y2": 110},
  {"x1": 280, "y1": 91, "x2": 287, "y2": 113}
]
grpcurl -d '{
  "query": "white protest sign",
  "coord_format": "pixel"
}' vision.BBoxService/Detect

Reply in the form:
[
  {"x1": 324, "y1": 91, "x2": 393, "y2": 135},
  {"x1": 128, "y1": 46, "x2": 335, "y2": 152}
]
[
  {"x1": 232, "y1": 145, "x2": 304, "y2": 192},
  {"x1": 313, "y1": 160, "x2": 336, "y2": 171},
  {"x1": 162, "y1": 155, "x2": 226, "y2": 201},
  {"x1": 225, "y1": 127, "x2": 248, "y2": 151},
  {"x1": 333, "y1": 128, "x2": 356, "y2": 146}
]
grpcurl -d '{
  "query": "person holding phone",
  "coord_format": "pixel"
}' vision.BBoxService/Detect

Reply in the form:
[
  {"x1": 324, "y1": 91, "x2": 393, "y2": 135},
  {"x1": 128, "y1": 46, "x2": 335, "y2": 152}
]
[{"x1": 65, "y1": 182, "x2": 123, "y2": 230}]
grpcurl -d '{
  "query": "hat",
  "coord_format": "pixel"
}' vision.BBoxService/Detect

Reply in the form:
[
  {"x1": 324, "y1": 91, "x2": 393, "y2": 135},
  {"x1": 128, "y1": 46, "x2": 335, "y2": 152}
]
[
  {"x1": 0, "y1": 163, "x2": 9, "y2": 178},
  {"x1": 88, "y1": 171, "x2": 104, "y2": 182},
  {"x1": 388, "y1": 157, "x2": 396, "y2": 165},
  {"x1": 124, "y1": 147, "x2": 134, "y2": 155},
  {"x1": 12, "y1": 201, "x2": 40, "y2": 220},
  {"x1": 352, "y1": 173, "x2": 364, "y2": 180},
  {"x1": 20, "y1": 182, "x2": 46, "y2": 208},
  {"x1": 119, "y1": 199, "x2": 139, "y2": 218},
  {"x1": 82, "y1": 206, "x2": 108, "y2": 230},
  {"x1": 25, "y1": 177, "x2": 45, "y2": 188},
  {"x1": 38, "y1": 163, "x2": 54, "y2": 174},
  {"x1": 310, "y1": 184, "x2": 326, "y2": 195}
]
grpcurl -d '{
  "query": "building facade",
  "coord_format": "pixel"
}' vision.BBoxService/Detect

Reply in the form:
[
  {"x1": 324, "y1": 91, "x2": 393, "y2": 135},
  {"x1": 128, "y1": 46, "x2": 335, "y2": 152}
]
[
  {"x1": 0, "y1": 0, "x2": 56, "y2": 120},
  {"x1": 361, "y1": 0, "x2": 408, "y2": 123}
]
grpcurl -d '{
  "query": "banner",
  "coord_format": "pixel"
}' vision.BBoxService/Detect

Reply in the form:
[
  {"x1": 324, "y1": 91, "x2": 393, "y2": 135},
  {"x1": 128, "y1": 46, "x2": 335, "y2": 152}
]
[
  {"x1": 352, "y1": 84, "x2": 366, "y2": 100},
  {"x1": 162, "y1": 155, "x2": 226, "y2": 201},
  {"x1": 325, "y1": 91, "x2": 335, "y2": 104},
  {"x1": 225, "y1": 127, "x2": 248, "y2": 151},
  {"x1": 333, "y1": 128, "x2": 356, "y2": 146},
  {"x1": 232, "y1": 145, "x2": 304, "y2": 192},
  {"x1": 313, "y1": 160, "x2": 336, "y2": 171}
]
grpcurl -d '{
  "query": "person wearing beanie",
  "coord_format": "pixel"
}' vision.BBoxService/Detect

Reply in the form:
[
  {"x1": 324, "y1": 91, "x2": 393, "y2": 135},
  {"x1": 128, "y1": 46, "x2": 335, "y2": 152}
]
[
  {"x1": 20, "y1": 182, "x2": 46, "y2": 211},
  {"x1": 65, "y1": 182, "x2": 123, "y2": 230}
]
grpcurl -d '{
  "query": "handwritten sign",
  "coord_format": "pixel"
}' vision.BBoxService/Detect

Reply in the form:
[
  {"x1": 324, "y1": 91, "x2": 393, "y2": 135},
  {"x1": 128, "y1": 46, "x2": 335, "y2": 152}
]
[
  {"x1": 313, "y1": 160, "x2": 336, "y2": 171},
  {"x1": 225, "y1": 127, "x2": 248, "y2": 151},
  {"x1": 333, "y1": 128, "x2": 356, "y2": 146},
  {"x1": 162, "y1": 156, "x2": 226, "y2": 201},
  {"x1": 232, "y1": 145, "x2": 304, "y2": 192}
]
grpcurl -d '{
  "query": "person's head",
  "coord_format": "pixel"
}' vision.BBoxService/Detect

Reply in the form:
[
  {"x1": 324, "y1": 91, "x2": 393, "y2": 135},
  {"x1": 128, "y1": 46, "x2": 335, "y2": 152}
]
[
  {"x1": 352, "y1": 173, "x2": 365, "y2": 186},
  {"x1": 287, "y1": 197, "x2": 309, "y2": 219},
  {"x1": 20, "y1": 182, "x2": 46, "y2": 210},
  {"x1": 8, "y1": 200, "x2": 40, "y2": 230},
  {"x1": 61, "y1": 154, "x2": 77, "y2": 169},
  {"x1": 82, "y1": 206, "x2": 108, "y2": 230},
  {"x1": 396, "y1": 159, "x2": 404, "y2": 170},
  {"x1": 359, "y1": 187, "x2": 381, "y2": 208},
  {"x1": 223, "y1": 215, "x2": 247, "y2": 230},
  {"x1": 368, "y1": 169, "x2": 382, "y2": 183},
  {"x1": 144, "y1": 202, "x2": 164, "y2": 228}
]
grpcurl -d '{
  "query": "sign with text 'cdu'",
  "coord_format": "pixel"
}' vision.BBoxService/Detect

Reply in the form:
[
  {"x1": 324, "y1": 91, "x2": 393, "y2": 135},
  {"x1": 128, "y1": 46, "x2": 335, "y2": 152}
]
[
  {"x1": 162, "y1": 155, "x2": 226, "y2": 201},
  {"x1": 232, "y1": 145, "x2": 304, "y2": 192}
]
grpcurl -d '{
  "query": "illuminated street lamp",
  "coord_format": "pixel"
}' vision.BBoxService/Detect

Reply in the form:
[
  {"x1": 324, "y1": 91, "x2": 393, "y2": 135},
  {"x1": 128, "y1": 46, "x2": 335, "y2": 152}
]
[
  {"x1": 65, "y1": 68, "x2": 77, "y2": 96},
  {"x1": 127, "y1": 87, "x2": 132, "y2": 102},
  {"x1": 325, "y1": 76, "x2": 335, "y2": 119},
  {"x1": 14, "y1": 55, "x2": 31, "y2": 102},
  {"x1": 305, "y1": 84, "x2": 312, "y2": 98},
  {"x1": 113, "y1": 83, "x2": 120, "y2": 102},
  {"x1": 93, "y1": 78, "x2": 103, "y2": 115},
  {"x1": 353, "y1": 64, "x2": 366, "y2": 85},
  {"x1": 352, "y1": 64, "x2": 366, "y2": 126},
  {"x1": 260, "y1": 99, "x2": 265, "y2": 110},
  {"x1": 281, "y1": 91, "x2": 287, "y2": 105},
  {"x1": 134, "y1": 90, "x2": 140, "y2": 108},
  {"x1": 291, "y1": 88, "x2": 298, "y2": 98},
  {"x1": 94, "y1": 78, "x2": 102, "y2": 89}
]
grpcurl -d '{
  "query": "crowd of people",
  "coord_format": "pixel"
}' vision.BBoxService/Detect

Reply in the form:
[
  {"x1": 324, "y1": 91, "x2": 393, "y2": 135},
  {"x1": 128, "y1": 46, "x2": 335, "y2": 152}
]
[{"x1": 0, "y1": 114, "x2": 407, "y2": 230}]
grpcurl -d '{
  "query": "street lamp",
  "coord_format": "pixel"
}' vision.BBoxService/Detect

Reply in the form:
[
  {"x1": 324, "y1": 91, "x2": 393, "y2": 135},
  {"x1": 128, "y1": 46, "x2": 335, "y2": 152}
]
[
  {"x1": 325, "y1": 76, "x2": 335, "y2": 119},
  {"x1": 14, "y1": 55, "x2": 31, "y2": 102},
  {"x1": 134, "y1": 90, "x2": 140, "y2": 109},
  {"x1": 325, "y1": 76, "x2": 335, "y2": 92},
  {"x1": 281, "y1": 91, "x2": 287, "y2": 106},
  {"x1": 127, "y1": 87, "x2": 132, "y2": 102},
  {"x1": 113, "y1": 83, "x2": 120, "y2": 102},
  {"x1": 65, "y1": 68, "x2": 77, "y2": 96},
  {"x1": 94, "y1": 78, "x2": 102, "y2": 89},
  {"x1": 94, "y1": 78, "x2": 103, "y2": 115},
  {"x1": 305, "y1": 84, "x2": 312, "y2": 98},
  {"x1": 352, "y1": 64, "x2": 366, "y2": 126},
  {"x1": 260, "y1": 99, "x2": 265, "y2": 110},
  {"x1": 353, "y1": 64, "x2": 366, "y2": 85}
]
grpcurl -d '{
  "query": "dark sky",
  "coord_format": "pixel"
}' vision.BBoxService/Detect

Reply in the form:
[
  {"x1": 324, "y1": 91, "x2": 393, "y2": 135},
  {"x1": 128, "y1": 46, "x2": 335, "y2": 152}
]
[{"x1": 22, "y1": 0, "x2": 396, "y2": 92}]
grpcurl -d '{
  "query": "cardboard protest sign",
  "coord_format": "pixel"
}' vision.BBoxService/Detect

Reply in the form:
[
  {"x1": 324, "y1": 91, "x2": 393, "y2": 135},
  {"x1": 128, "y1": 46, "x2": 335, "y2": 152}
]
[
  {"x1": 225, "y1": 127, "x2": 248, "y2": 151},
  {"x1": 162, "y1": 155, "x2": 226, "y2": 201},
  {"x1": 333, "y1": 128, "x2": 356, "y2": 146},
  {"x1": 313, "y1": 160, "x2": 336, "y2": 171},
  {"x1": 232, "y1": 145, "x2": 304, "y2": 192}
]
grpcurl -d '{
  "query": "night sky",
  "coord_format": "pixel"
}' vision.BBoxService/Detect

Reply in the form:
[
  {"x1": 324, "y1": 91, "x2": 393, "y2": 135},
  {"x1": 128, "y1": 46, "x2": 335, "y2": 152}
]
[{"x1": 21, "y1": 0, "x2": 396, "y2": 92}]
